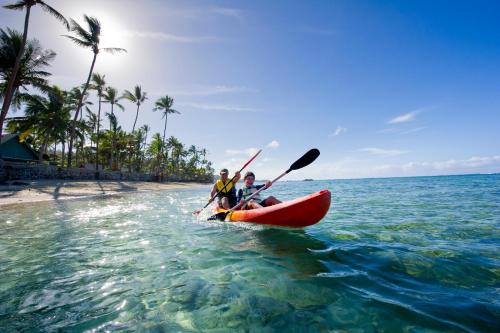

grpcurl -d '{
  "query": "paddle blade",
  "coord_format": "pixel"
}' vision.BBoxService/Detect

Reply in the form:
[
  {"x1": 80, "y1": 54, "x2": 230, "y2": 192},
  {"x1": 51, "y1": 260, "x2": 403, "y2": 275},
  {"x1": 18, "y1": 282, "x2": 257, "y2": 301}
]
[
  {"x1": 207, "y1": 211, "x2": 228, "y2": 221},
  {"x1": 289, "y1": 148, "x2": 320, "y2": 171}
]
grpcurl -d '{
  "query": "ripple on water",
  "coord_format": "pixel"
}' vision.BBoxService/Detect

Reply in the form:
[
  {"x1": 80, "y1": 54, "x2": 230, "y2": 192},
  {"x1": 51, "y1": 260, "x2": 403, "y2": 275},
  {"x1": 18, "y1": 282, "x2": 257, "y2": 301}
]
[{"x1": 0, "y1": 176, "x2": 499, "y2": 332}]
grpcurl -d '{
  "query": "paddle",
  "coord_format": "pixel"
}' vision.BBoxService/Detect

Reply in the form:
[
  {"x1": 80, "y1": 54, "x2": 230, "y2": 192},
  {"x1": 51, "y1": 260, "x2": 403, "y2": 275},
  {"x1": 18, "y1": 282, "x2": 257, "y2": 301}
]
[
  {"x1": 208, "y1": 148, "x2": 320, "y2": 221},
  {"x1": 193, "y1": 148, "x2": 262, "y2": 215}
]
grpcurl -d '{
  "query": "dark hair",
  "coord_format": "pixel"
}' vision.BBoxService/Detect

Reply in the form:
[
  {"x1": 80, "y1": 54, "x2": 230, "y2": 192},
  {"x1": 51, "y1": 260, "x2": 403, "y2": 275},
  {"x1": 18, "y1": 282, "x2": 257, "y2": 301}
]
[{"x1": 244, "y1": 171, "x2": 255, "y2": 179}]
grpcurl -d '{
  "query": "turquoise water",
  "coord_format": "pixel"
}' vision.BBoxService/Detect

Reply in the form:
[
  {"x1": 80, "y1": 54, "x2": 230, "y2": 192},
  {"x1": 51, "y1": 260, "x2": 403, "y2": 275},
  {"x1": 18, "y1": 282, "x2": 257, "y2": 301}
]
[{"x1": 0, "y1": 174, "x2": 499, "y2": 332}]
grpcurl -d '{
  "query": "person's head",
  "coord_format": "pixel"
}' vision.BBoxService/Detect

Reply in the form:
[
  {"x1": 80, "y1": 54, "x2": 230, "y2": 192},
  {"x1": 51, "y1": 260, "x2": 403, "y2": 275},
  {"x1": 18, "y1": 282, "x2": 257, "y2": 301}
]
[
  {"x1": 244, "y1": 171, "x2": 255, "y2": 186},
  {"x1": 219, "y1": 168, "x2": 229, "y2": 181}
]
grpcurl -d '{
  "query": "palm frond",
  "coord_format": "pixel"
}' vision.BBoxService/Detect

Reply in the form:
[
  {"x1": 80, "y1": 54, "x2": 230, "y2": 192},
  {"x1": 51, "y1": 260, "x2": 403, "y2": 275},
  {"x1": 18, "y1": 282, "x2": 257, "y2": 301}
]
[
  {"x1": 84, "y1": 15, "x2": 101, "y2": 38},
  {"x1": 69, "y1": 18, "x2": 91, "y2": 39},
  {"x1": 100, "y1": 47, "x2": 126, "y2": 54},
  {"x1": 39, "y1": 1, "x2": 70, "y2": 30},
  {"x1": 3, "y1": 1, "x2": 26, "y2": 10},
  {"x1": 63, "y1": 35, "x2": 93, "y2": 49},
  {"x1": 122, "y1": 89, "x2": 135, "y2": 102}
]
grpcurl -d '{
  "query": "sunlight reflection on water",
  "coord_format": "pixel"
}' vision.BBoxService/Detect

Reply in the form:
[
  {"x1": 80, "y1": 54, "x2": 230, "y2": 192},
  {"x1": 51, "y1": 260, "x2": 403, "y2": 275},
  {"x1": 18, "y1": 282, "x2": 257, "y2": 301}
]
[{"x1": 0, "y1": 176, "x2": 498, "y2": 332}]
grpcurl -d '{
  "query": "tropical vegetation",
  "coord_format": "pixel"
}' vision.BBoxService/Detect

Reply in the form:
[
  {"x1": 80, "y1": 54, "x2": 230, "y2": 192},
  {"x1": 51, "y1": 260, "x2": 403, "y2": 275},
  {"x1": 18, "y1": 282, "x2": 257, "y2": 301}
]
[{"x1": 0, "y1": 2, "x2": 214, "y2": 182}]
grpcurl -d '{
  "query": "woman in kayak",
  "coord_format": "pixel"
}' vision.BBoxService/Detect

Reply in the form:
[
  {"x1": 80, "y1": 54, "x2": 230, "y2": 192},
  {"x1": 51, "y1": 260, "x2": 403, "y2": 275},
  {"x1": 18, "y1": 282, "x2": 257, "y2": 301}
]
[
  {"x1": 237, "y1": 171, "x2": 281, "y2": 209},
  {"x1": 209, "y1": 168, "x2": 241, "y2": 209}
]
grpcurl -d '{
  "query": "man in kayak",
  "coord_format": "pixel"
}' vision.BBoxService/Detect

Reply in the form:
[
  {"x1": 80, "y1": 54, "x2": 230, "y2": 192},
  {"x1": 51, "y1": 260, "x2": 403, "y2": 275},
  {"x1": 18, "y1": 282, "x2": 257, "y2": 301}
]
[
  {"x1": 209, "y1": 168, "x2": 241, "y2": 209},
  {"x1": 237, "y1": 171, "x2": 281, "y2": 209}
]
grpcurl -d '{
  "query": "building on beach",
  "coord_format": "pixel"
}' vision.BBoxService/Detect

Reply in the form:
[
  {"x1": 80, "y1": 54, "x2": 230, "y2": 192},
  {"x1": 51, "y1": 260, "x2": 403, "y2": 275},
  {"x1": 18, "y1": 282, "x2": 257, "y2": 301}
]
[{"x1": 0, "y1": 133, "x2": 38, "y2": 162}]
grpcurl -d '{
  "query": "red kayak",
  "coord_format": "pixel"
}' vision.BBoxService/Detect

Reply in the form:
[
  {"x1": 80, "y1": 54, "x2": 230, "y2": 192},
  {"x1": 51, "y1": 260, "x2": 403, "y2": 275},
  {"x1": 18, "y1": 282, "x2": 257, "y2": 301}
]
[{"x1": 214, "y1": 190, "x2": 331, "y2": 228}]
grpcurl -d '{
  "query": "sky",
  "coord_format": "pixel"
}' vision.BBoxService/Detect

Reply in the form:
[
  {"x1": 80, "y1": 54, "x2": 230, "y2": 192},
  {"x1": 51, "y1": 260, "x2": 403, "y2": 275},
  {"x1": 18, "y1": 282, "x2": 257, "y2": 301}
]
[{"x1": 1, "y1": 0, "x2": 499, "y2": 180}]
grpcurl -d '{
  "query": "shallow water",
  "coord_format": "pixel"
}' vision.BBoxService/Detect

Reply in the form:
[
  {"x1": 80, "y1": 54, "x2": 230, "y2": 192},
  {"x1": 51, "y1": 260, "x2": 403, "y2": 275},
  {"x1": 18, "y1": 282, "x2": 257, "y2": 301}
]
[{"x1": 0, "y1": 174, "x2": 499, "y2": 332}]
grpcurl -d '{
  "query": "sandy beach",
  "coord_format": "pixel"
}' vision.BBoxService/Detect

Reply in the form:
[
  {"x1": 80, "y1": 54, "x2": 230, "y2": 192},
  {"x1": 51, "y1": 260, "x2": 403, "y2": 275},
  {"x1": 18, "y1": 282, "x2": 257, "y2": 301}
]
[{"x1": 0, "y1": 180, "x2": 209, "y2": 207}]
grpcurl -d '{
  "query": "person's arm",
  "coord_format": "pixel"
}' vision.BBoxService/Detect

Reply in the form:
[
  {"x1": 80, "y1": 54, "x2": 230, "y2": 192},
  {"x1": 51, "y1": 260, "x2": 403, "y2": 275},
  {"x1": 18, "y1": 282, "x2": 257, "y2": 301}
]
[
  {"x1": 232, "y1": 171, "x2": 241, "y2": 184},
  {"x1": 237, "y1": 188, "x2": 243, "y2": 203},
  {"x1": 209, "y1": 184, "x2": 217, "y2": 200}
]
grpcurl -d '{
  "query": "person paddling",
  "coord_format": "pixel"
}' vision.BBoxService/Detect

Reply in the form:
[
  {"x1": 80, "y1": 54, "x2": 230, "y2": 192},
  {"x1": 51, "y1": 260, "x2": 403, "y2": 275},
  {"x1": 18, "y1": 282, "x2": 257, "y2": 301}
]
[
  {"x1": 209, "y1": 168, "x2": 241, "y2": 209},
  {"x1": 237, "y1": 171, "x2": 281, "y2": 209}
]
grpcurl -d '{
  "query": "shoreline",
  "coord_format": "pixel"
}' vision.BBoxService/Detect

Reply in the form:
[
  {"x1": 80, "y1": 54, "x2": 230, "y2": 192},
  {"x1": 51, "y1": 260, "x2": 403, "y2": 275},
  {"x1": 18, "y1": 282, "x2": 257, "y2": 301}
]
[{"x1": 0, "y1": 180, "x2": 209, "y2": 207}]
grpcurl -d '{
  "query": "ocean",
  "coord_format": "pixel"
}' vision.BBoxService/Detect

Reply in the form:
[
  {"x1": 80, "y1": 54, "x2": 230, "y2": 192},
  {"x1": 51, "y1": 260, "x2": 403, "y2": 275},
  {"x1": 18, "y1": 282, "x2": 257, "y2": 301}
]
[{"x1": 0, "y1": 174, "x2": 498, "y2": 332}]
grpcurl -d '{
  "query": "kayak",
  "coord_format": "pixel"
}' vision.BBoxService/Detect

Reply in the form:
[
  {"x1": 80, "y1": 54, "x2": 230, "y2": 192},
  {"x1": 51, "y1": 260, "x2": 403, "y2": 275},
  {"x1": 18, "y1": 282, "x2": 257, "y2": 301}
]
[{"x1": 213, "y1": 189, "x2": 331, "y2": 228}]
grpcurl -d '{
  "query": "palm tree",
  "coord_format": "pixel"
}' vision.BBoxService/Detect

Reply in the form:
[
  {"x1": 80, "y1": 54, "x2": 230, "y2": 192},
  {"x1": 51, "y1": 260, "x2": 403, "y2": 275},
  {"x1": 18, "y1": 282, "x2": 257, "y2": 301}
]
[
  {"x1": 67, "y1": 86, "x2": 92, "y2": 120},
  {"x1": 90, "y1": 72, "x2": 105, "y2": 172},
  {"x1": 147, "y1": 132, "x2": 163, "y2": 172},
  {"x1": 0, "y1": 0, "x2": 68, "y2": 138},
  {"x1": 64, "y1": 15, "x2": 125, "y2": 167},
  {"x1": 153, "y1": 95, "x2": 180, "y2": 178},
  {"x1": 123, "y1": 85, "x2": 147, "y2": 132},
  {"x1": 141, "y1": 124, "x2": 150, "y2": 150},
  {"x1": 7, "y1": 86, "x2": 69, "y2": 161},
  {"x1": 103, "y1": 86, "x2": 124, "y2": 129},
  {"x1": 0, "y1": 28, "x2": 56, "y2": 113}
]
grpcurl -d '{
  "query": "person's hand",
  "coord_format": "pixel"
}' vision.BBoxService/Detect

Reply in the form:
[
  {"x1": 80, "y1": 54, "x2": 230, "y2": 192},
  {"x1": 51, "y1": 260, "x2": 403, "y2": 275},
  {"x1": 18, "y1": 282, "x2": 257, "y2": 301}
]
[
  {"x1": 235, "y1": 171, "x2": 241, "y2": 178},
  {"x1": 265, "y1": 180, "x2": 272, "y2": 188}
]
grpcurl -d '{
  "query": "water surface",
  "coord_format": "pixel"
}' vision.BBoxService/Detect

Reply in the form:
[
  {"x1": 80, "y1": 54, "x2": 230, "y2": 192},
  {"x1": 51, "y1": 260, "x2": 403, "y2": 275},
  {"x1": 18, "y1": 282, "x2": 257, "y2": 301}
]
[{"x1": 0, "y1": 174, "x2": 499, "y2": 332}]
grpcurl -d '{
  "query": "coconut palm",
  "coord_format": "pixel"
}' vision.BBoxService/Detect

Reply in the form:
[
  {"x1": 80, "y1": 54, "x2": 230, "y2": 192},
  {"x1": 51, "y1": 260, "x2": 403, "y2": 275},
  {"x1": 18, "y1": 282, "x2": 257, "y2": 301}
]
[
  {"x1": 7, "y1": 86, "x2": 69, "y2": 160},
  {"x1": 67, "y1": 86, "x2": 92, "y2": 120},
  {"x1": 0, "y1": 28, "x2": 56, "y2": 114},
  {"x1": 64, "y1": 15, "x2": 125, "y2": 167},
  {"x1": 0, "y1": 0, "x2": 68, "y2": 137},
  {"x1": 141, "y1": 124, "x2": 150, "y2": 150},
  {"x1": 103, "y1": 86, "x2": 124, "y2": 129},
  {"x1": 153, "y1": 95, "x2": 180, "y2": 177},
  {"x1": 89, "y1": 72, "x2": 105, "y2": 172},
  {"x1": 122, "y1": 85, "x2": 147, "y2": 132}
]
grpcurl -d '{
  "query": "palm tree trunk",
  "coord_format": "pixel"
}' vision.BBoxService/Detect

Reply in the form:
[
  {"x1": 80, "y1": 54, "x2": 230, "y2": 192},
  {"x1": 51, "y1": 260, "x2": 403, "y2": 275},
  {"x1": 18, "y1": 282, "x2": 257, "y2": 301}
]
[
  {"x1": 67, "y1": 51, "x2": 97, "y2": 168},
  {"x1": 157, "y1": 114, "x2": 168, "y2": 178},
  {"x1": 38, "y1": 131, "x2": 51, "y2": 161},
  {"x1": 132, "y1": 104, "x2": 139, "y2": 132},
  {"x1": 95, "y1": 94, "x2": 101, "y2": 173},
  {"x1": 61, "y1": 140, "x2": 66, "y2": 167},
  {"x1": 0, "y1": 5, "x2": 32, "y2": 138},
  {"x1": 109, "y1": 103, "x2": 114, "y2": 130},
  {"x1": 110, "y1": 104, "x2": 115, "y2": 170}
]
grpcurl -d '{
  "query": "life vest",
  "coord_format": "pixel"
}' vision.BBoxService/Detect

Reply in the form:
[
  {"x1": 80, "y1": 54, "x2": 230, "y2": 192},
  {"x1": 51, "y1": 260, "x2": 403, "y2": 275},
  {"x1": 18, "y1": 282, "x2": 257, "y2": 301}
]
[
  {"x1": 216, "y1": 179, "x2": 235, "y2": 194},
  {"x1": 239, "y1": 184, "x2": 265, "y2": 202}
]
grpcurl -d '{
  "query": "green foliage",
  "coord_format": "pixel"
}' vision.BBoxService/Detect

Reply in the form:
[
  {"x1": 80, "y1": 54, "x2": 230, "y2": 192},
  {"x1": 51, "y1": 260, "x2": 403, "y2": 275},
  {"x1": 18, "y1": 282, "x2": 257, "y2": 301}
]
[{"x1": 1, "y1": 12, "x2": 213, "y2": 182}]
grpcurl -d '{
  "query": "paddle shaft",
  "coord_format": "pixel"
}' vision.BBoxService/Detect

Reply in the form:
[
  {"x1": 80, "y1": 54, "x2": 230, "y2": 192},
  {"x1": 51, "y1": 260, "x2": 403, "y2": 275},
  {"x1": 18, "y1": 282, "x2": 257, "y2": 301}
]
[
  {"x1": 202, "y1": 149, "x2": 262, "y2": 210},
  {"x1": 228, "y1": 169, "x2": 290, "y2": 212}
]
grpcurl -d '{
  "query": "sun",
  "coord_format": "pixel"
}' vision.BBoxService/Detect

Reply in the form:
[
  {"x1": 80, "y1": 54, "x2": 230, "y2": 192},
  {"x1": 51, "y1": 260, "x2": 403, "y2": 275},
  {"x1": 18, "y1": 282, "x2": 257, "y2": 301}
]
[{"x1": 98, "y1": 17, "x2": 128, "y2": 51}]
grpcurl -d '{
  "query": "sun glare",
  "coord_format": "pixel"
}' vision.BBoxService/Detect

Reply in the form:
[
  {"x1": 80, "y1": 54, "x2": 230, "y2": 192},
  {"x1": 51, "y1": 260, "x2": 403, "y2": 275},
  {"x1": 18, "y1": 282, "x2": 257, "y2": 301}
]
[{"x1": 99, "y1": 17, "x2": 128, "y2": 50}]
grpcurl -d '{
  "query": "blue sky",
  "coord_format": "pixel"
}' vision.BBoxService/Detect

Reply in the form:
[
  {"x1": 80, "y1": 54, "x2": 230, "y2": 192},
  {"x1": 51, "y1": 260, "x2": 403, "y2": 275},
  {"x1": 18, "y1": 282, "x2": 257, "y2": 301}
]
[{"x1": 1, "y1": 0, "x2": 499, "y2": 179}]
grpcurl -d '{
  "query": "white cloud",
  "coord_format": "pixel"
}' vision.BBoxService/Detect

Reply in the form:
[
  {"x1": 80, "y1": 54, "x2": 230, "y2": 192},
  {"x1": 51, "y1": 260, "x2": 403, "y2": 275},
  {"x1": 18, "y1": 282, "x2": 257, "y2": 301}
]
[
  {"x1": 125, "y1": 30, "x2": 219, "y2": 43},
  {"x1": 388, "y1": 110, "x2": 421, "y2": 124},
  {"x1": 285, "y1": 154, "x2": 500, "y2": 180},
  {"x1": 181, "y1": 102, "x2": 260, "y2": 112},
  {"x1": 329, "y1": 126, "x2": 347, "y2": 137},
  {"x1": 358, "y1": 147, "x2": 410, "y2": 156},
  {"x1": 225, "y1": 147, "x2": 260, "y2": 157},
  {"x1": 401, "y1": 127, "x2": 427, "y2": 134},
  {"x1": 211, "y1": 7, "x2": 244, "y2": 20},
  {"x1": 377, "y1": 126, "x2": 426, "y2": 134},
  {"x1": 267, "y1": 140, "x2": 280, "y2": 149},
  {"x1": 171, "y1": 85, "x2": 257, "y2": 96}
]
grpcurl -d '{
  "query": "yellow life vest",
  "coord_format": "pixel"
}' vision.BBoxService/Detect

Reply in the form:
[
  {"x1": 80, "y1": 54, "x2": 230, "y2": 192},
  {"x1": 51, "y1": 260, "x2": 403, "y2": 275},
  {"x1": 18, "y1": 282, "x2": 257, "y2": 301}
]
[{"x1": 216, "y1": 179, "x2": 234, "y2": 193}]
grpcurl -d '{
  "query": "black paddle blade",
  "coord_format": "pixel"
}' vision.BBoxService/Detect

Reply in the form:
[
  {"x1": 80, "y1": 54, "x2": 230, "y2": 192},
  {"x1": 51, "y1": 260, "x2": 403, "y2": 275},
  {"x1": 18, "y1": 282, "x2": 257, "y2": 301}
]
[
  {"x1": 207, "y1": 211, "x2": 229, "y2": 221},
  {"x1": 289, "y1": 148, "x2": 320, "y2": 171}
]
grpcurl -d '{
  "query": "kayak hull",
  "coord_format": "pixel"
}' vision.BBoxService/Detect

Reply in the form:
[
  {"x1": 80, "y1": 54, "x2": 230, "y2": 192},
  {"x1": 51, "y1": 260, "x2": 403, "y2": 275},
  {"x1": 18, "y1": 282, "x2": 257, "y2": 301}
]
[{"x1": 214, "y1": 189, "x2": 331, "y2": 228}]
